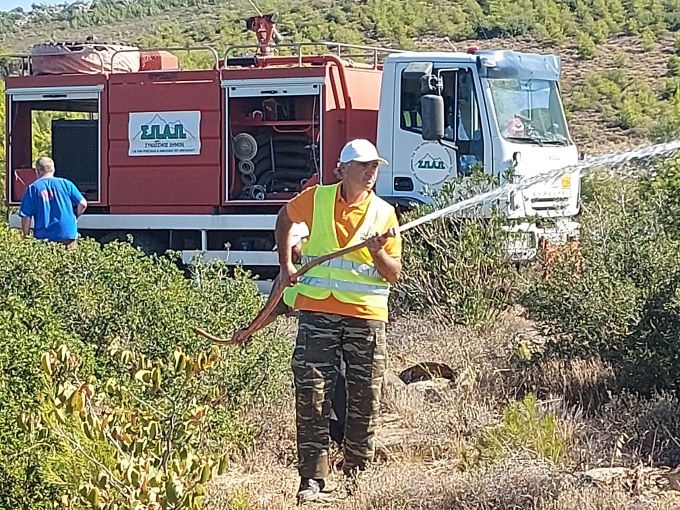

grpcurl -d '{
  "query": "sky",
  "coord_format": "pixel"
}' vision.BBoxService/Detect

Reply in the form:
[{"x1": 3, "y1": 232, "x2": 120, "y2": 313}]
[{"x1": 0, "y1": 0, "x2": 64, "y2": 11}]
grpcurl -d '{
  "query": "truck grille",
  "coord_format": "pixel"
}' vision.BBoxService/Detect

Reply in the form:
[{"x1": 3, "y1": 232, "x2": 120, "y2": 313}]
[{"x1": 530, "y1": 197, "x2": 569, "y2": 211}]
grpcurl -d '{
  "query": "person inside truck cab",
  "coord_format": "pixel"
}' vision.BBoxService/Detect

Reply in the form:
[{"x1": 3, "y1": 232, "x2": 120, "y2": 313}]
[{"x1": 503, "y1": 115, "x2": 527, "y2": 138}]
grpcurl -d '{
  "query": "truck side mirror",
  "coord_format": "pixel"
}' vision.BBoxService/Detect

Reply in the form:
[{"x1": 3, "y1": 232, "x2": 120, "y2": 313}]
[{"x1": 421, "y1": 95, "x2": 444, "y2": 141}]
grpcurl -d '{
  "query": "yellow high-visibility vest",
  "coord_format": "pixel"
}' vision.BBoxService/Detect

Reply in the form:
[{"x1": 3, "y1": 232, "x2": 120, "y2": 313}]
[
  {"x1": 403, "y1": 110, "x2": 422, "y2": 128},
  {"x1": 283, "y1": 183, "x2": 395, "y2": 311},
  {"x1": 283, "y1": 278, "x2": 296, "y2": 307}
]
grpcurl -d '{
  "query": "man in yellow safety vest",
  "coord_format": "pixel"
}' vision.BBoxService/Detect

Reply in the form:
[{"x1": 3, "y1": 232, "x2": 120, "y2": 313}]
[{"x1": 275, "y1": 138, "x2": 402, "y2": 503}]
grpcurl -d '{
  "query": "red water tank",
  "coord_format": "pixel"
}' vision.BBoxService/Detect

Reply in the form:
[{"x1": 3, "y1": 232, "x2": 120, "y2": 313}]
[{"x1": 139, "y1": 51, "x2": 179, "y2": 71}]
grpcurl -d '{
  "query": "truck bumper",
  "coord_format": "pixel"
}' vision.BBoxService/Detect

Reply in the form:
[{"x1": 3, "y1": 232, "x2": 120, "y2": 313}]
[{"x1": 502, "y1": 219, "x2": 580, "y2": 262}]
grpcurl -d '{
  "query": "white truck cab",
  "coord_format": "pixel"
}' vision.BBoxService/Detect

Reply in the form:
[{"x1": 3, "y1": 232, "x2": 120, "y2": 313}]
[{"x1": 375, "y1": 49, "x2": 580, "y2": 260}]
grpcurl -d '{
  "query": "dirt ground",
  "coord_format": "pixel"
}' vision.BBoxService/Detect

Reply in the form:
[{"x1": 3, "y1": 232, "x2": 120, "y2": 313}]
[{"x1": 205, "y1": 311, "x2": 680, "y2": 509}]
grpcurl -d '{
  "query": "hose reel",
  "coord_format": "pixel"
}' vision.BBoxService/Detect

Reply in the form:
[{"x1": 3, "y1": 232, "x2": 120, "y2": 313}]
[
  {"x1": 233, "y1": 129, "x2": 319, "y2": 199},
  {"x1": 238, "y1": 159, "x2": 255, "y2": 175},
  {"x1": 232, "y1": 132, "x2": 258, "y2": 161},
  {"x1": 241, "y1": 171, "x2": 257, "y2": 185}
]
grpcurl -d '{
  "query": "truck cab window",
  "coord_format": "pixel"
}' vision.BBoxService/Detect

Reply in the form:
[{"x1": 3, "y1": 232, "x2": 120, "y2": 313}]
[
  {"x1": 456, "y1": 73, "x2": 482, "y2": 142},
  {"x1": 441, "y1": 69, "x2": 484, "y2": 176},
  {"x1": 488, "y1": 78, "x2": 570, "y2": 144},
  {"x1": 400, "y1": 71, "x2": 422, "y2": 132}
]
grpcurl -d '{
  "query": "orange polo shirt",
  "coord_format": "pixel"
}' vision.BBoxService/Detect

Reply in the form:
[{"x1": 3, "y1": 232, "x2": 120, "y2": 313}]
[{"x1": 286, "y1": 184, "x2": 402, "y2": 322}]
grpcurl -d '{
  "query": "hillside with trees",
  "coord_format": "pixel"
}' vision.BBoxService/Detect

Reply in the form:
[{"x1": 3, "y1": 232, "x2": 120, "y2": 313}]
[{"x1": 1, "y1": 0, "x2": 680, "y2": 154}]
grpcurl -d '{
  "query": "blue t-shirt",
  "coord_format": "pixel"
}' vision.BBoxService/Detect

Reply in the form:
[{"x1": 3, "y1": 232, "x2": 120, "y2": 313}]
[{"x1": 19, "y1": 177, "x2": 84, "y2": 241}]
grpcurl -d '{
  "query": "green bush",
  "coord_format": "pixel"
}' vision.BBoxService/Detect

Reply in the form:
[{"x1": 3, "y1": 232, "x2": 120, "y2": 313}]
[
  {"x1": 391, "y1": 169, "x2": 519, "y2": 327},
  {"x1": 29, "y1": 343, "x2": 231, "y2": 509},
  {"x1": 668, "y1": 55, "x2": 680, "y2": 77},
  {"x1": 618, "y1": 82, "x2": 660, "y2": 131},
  {"x1": 613, "y1": 51, "x2": 631, "y2": 68},
  {"x1": 520, "y1": 158, "x2": 680, "y2": 394},
  {"x1": 568, "y1": 67, "x2": 674, "y2": 136},
  {"x1": 476, "y1": 394, "x2": 568, "y2": 465},
  {"x1": 660, "y1": 76, "x2": 680, "y2": 100},
  {"x1": 576, "y1": 33, "x2": 598, "y2": 59},
  {"x1": 0, "y1": 225, "x2": 288, "y2": 508},
  {"x1": 640, "y1": 155, "x2": 680, "y2": 236},
  {"x1": 651, "y1": 89, "x2": 680, "y2": 140},
  {"x1": 641, "y1": 27, "x2": 659, "y2": 51}
]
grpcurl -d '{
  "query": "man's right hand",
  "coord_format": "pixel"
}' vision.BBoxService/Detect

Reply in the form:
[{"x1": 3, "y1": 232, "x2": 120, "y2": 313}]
[{"x1": 280, "y1": 262, "x2": 299, "y2": 287}]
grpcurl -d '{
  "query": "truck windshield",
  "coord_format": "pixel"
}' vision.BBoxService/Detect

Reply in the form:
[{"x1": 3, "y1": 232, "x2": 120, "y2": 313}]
[{"x1": 488, "y1": 78, "x2": 570, "y2": 146}]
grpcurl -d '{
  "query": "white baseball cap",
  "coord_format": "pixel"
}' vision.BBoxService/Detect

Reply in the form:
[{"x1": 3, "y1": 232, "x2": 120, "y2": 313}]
[{"x1": 339, "y1": 139, "x2": 389, "y2": 165}]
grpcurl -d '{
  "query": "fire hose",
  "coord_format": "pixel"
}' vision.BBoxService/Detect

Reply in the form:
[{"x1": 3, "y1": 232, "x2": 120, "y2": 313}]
[
  {"x1": 193, "y1": 227, "x2": 398, "y2": 345},
  {"x1": 193, "y1": 137, "x2": 680, "y2": 346},
  {"x1": 192, "y1": 180, "x2": 510, "y2": 346},
  {"x1": 193, "y1": 173, "x2": 528, "y2": 346}
]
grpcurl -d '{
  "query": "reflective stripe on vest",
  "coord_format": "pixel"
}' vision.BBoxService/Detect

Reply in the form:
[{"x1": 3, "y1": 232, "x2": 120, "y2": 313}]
[
  {"x1": 299, "y1": 255, "x2": 381, "y2": 280},
  {"x1": 293, "y1": 183, "x2": 395, "y2": 308},
  {"x1": 297, "y1": 276, "x2": 390, "y2": 296}
]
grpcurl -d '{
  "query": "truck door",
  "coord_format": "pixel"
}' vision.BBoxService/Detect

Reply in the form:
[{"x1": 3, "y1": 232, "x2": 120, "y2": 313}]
[
  {"x1": 442, "y1": 68, "x2": 485, "y2": 178},
  {"x1": 391, "y1": 64, "x2": 485, "y2": 201}
]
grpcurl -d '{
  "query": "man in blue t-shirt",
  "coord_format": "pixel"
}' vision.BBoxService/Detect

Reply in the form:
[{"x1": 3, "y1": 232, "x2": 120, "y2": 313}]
[{"x1": 19, "y1": 157, "x2": 88, "y2": 249}]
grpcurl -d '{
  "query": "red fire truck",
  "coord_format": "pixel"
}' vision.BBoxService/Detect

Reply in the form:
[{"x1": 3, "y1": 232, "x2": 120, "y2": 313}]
[{"x1": 4, "y1": 15, "x2": 581, "y2": 273}]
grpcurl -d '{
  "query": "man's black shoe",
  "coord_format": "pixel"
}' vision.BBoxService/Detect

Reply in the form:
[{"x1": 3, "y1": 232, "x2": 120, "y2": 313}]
[{"x1": 296, "y1": 477, "x2": 325, "y2": 504}]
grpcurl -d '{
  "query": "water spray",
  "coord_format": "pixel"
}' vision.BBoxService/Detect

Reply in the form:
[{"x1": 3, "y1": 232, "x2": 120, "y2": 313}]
[{"x1": 194, "y1": 138, "x2": 680, "y2": 345}]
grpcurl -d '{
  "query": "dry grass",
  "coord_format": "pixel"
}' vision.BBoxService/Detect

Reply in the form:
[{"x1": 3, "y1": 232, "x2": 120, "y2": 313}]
[
  {"x1": 509, "y1": 355, "x2": 616, "y2": 409},
  {"x1": 204, "y1": 311, "x2": 680, "y2": 509}
]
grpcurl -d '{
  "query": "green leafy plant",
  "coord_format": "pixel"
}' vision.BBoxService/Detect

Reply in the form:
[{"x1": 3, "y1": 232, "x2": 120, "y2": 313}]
[
  {"x1": 469, "y1": 394, "x2": 568, "y2": 466},
  {"x1": 668, "y1": 55, "x2": 680, "y2": 77},
  {"x1": 24, "y1": 343, "x2": 230, "y2": 510},
  {"x1": 576, "y1": 33, "x2": 598, "y2": 59},
  {"x1": 391, "y1": 168, "x2": 519, "y2": 327},
  {"x1": 520, "y1": 159, "x2": 680, "y2": 394},
  {"x1": 0, "y1": 226, "x2": 288, "y2": 509}
]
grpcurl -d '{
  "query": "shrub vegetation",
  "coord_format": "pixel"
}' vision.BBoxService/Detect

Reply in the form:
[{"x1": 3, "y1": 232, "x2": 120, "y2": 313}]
[{"x1": 0, "y1": 229, "x2": 288, "y2": 508}]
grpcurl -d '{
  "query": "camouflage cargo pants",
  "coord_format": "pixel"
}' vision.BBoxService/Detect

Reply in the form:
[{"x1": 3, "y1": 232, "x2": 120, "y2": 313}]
[{"x1": 292, "y1": 310, "x2": 387, "y2": 479}]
